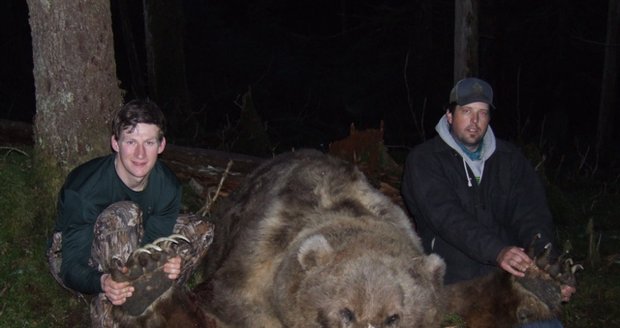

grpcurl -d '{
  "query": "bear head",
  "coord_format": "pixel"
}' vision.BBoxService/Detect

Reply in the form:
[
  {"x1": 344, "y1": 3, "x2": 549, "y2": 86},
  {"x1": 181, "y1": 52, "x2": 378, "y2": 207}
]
[{"x1": 272, "y1": 234, "x2": 446, "y2": 328}]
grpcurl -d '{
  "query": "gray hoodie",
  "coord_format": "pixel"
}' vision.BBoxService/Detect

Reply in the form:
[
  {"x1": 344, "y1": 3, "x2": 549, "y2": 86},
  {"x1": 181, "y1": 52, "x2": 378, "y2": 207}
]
[{"x1": 435, "y1": 115, "x2": 496, "y2": 186}]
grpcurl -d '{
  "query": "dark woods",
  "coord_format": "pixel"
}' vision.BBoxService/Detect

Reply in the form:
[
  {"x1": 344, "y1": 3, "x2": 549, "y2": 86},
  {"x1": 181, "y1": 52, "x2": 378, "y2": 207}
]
[{"x1": 1, "y1": 0, "x2": 617, "y2": 172}]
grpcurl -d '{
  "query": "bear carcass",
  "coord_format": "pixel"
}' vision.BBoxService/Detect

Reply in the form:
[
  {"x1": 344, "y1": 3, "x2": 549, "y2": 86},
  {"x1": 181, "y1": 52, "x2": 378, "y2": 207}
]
[
  {"x1": 443, "y1": 234, "x2": 581, "y2": 328},
  {"x1": 196, "y1": 149, "x2": 446, "y2": 328}
]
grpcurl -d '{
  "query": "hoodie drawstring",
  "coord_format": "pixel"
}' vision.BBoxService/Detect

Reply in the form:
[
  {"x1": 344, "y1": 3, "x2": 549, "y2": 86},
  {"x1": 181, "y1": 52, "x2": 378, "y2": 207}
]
[{"x1": 463, "y1": 158, "x2": 473, "y2": 187}]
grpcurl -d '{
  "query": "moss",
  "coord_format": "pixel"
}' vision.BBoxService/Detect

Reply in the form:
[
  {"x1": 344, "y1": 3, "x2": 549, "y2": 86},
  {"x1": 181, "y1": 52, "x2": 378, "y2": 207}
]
[
  {"x1": 0, "y1": 149, "x2": 34, "y2": 239},
  {"x1": 32, "y1": 146, "x2": 65, "y2": 221},
  {"x1": 441, "y1": 313, "x2": 467, "y2": 328},
  {"x1": 0, "y1": 147, "x2": 90, "y2": 327}
]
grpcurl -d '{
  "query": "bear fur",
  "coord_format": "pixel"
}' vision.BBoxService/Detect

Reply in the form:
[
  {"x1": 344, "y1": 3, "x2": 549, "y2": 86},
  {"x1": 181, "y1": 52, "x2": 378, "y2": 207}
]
[
  {"x1": 197, "y1": 149, "x2": 446, "y2": 328},
  {"x1": 443, "y1": 236, "x2": 581, "y2": 328}
]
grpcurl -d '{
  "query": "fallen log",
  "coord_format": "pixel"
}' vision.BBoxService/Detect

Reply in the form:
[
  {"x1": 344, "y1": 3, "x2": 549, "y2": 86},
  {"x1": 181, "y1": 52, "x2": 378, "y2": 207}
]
[
  {"x1": 160, "y1": 144, "x2": 265, "y2": 204},
  {"x1": 0, "y1": 119, "x2": 33, "y2": 145}
]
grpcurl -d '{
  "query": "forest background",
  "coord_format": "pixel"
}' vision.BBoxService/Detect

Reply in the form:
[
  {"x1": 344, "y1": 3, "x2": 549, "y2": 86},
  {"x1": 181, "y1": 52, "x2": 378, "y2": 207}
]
[{"x1": 0, "y1": 0, "x2": 619, "y2": 326}]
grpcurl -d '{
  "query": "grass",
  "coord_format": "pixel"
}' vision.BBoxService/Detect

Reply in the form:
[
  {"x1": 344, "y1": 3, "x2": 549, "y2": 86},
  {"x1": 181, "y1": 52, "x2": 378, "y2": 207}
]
[
  {"x1": 0, "y1": 147, "x2": 89, "y2": 327},
  {"x1": 554, "y1": 179, "x2": 620, "y2": 327},
  {"x1": 1, "y1": 146, "x2": 619, "y2": 327}
]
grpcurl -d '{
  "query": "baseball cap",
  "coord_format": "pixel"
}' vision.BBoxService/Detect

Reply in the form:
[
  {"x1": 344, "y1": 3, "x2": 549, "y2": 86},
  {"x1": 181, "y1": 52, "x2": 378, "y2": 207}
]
[{"x1": 449, "y1": 77, "x2": 494, "y2": 108}]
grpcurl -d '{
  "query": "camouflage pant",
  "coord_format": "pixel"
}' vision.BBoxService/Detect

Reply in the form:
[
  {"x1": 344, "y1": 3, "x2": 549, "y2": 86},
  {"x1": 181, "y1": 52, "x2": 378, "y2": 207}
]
[{"x1": 47, "y1": 201, "x2": 214, "y2": 328}]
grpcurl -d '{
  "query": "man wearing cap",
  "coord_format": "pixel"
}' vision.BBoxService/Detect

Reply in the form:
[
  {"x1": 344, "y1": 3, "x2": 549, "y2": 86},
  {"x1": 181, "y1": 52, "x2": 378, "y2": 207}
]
[{"x1": 401, "y1": 77, "x2": 575, "y2": 327}]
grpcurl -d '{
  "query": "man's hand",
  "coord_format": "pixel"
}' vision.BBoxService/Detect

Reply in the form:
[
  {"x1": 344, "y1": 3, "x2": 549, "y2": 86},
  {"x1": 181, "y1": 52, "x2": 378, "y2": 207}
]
[
  {"x1": 101, "y1": 272, "x2": 134, "y2": 305},
  {"x1": 102, "y1": 254, "x2": 181, "y2": 306},
  {"x1": 497, "y1": 246, "x2": 533, "y2": 277},
  {"x1": 561, "y1": 284, "x2": 576, "y2": 302},
  {"x1": 163, "y1": 256, "x2": 182, "y2": 280}
]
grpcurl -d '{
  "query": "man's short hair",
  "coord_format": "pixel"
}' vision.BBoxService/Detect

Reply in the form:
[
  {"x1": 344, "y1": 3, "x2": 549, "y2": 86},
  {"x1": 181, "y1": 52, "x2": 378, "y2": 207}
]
[{"x1": 112, "y1": 99, "x2": 166, "y2": 141}]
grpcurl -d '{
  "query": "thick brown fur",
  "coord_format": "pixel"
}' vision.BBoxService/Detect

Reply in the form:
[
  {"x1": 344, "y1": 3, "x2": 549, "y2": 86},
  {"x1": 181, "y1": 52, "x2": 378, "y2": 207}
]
[
  {"x1": 443, "y1": 237, "x2": 581, "y2": 328},
  {"x1": 114, "y1": 286, "x2": 214, "y2": 328},
  {"x1": 195, "y1": 149, "x2": 446, "y2": 328}
]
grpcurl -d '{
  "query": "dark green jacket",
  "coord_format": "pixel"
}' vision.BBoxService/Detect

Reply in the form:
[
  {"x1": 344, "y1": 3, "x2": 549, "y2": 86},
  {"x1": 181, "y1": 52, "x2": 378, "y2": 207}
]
[
  {"x1": 401, "y1": 135, "x2": 555, "y2": 284},
  {"x1": 54, "y1": 154, "x2": 181, "y2": 294}
]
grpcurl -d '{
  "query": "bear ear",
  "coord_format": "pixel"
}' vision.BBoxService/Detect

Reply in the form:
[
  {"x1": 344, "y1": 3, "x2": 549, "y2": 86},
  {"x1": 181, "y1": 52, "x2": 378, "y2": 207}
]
[
  {"x1": 297, "y1": 234, "x2": 334, "y2": 270},
  {"x1": 410, "y1": 254, "x2": 446, "y2": 288}
]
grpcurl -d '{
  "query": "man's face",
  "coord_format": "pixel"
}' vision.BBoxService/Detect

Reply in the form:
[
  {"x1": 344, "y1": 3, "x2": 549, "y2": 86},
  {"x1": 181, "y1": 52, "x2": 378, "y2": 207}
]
[
  {"x1": 111, "y1": 123, "x2": 165, "y2": 190},
  {"x1": 446, "y1": 102, "x2": 490, "y2": 151}
]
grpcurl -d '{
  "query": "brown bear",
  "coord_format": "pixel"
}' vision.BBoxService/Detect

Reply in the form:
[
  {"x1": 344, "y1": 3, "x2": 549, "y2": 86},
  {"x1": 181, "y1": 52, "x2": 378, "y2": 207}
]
[
  {"x1": 442, "y1": 234, "x2": 581, "y2": 328},
  {"x1": 196, "y1": 149, "x2": 446, "y2": 328}
]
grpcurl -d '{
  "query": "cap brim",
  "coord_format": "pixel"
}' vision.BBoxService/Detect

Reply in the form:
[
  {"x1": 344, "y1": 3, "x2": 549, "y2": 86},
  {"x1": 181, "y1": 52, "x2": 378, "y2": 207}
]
[{"x1": 457, "y1": 96, "x2": 495, "y2": 108}]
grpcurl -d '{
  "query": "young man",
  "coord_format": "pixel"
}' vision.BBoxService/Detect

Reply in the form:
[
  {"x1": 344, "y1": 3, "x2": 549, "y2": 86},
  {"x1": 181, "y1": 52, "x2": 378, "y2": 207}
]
[
  {"x1": 48, "y1": 99, "x2": 204, "y2": 326},
  {"x1": 401, "y1": 78, "x2": 575, "y2": 327}
]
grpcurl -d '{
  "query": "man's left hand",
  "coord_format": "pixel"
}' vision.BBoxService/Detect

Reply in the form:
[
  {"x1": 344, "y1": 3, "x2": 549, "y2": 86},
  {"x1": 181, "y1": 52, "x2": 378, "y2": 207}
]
[
  {"x1": 163, "y1": 256, "x2": 182, "y2": 280},
  {"x1": 561, "y1": 284, "x2": 576, "y2": 302}
]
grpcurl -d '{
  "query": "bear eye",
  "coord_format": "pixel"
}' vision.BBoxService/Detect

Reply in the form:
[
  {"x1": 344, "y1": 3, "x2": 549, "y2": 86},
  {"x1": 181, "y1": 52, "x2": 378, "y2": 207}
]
[
  {"x1": 385, "y1": 314, "x2": 400, "y2": 325},
  {"x1": 339, "y1": 308, "x2": 355, "y2": 323}
]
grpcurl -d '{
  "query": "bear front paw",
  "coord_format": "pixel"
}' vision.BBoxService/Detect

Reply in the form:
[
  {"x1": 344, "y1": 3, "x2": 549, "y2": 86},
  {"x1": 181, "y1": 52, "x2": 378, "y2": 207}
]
[{"x1": 111, "y1": 234, "x2": 190, "y2": 317}]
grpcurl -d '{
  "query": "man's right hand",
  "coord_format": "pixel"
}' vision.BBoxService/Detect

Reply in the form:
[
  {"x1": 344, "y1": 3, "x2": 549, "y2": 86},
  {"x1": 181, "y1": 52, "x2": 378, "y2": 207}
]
[
  {"x1": 496, "y1": 246, "x2": 533, "y2": 277},
  {"x1": 101, "y1": 272, "x2": 134, "y2": 305}
]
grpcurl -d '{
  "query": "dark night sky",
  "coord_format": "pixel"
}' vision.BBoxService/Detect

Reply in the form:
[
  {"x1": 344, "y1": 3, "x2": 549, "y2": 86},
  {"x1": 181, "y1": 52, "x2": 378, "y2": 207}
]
[{"x1": 0, "y1": 0, "x2": 615, "y2": 154}]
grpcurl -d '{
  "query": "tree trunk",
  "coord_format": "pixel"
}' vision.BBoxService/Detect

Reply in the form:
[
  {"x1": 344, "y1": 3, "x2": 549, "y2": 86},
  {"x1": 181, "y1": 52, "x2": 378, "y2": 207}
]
[
  {"x1": 143, "y1": 0, "x2": 191, "y2": 141},
  {"x1": 27, "y1": 0, "x2": 123, "y2": 205},
  {"x1": 596, "y1": 0, "x2": 620, "y2": 158},
  {"x1": 454, "y1": 0, "x2": 479, "y2": 82}
]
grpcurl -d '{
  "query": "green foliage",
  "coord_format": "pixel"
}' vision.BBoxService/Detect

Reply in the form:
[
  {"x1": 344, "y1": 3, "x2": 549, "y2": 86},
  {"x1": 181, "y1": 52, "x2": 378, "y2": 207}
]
[
  {"x1": 546, "y1": 182, "x2": 581, "y2": 226},
  {"x1": 217, "y1": 88, "x2": 273, "y2": 157},
  {"x1": 0, "y1": 147, "x2": 89, "y2": 327},
  {"x1": 0, "y1": 148, "x2": 34, "y2": 239},
  {"x1": 32, "y1": 147, "x2": 65, "y2": 221},
  {"x1": 546, "y1": 157, "x2": 620, "y2": 327},
  {"x1": 521, "y1": 143, "x2": 581, "y2": 226},
  {"x1": 441, "y1": 313, "x2": 467, "y2": 327},
  {"x1": 560, "y1": 267, "x2": 620, "y2": 327}
]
